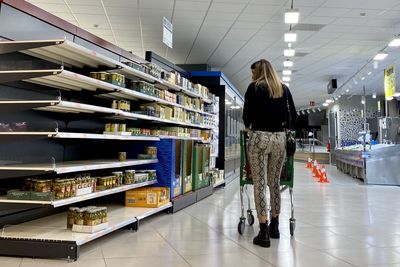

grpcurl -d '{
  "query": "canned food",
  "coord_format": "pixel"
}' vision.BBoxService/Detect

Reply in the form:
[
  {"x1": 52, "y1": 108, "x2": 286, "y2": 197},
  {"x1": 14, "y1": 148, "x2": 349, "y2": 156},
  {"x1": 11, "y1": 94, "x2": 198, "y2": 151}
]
[
  {"x1": 89, "y1": 72, "x2": 98, "y2": 79},
  {"x1": 124, "y1": 170, "x2": 135, "y2": 184},
  {"x1": 119, "y1": 124, "x2": 126, "y2": 132},
  {"x1": 112, "y1": 100, "x2": 118, "y2": 109},
  {"x1": 98, "y1": 72, "x2": 108, "y2": 81},
  {"x1": 118, "y1": 152, "x2": 126, "y2": 162},
  {"x1": 105, "y1": 123, "x2": 112, "y2": 132},
  {"x1": 110, "y1": 73, "x2": 119, "y2": 83},
  {"x1": 110, "y1": 123, "x2": 119, "y2": 132}
]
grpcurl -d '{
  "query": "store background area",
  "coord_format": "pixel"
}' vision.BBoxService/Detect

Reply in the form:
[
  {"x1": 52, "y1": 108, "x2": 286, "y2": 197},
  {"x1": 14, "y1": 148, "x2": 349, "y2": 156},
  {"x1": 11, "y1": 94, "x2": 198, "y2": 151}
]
[{"x1": 0, "y1": 0, "x2": 400, "y2": 266}]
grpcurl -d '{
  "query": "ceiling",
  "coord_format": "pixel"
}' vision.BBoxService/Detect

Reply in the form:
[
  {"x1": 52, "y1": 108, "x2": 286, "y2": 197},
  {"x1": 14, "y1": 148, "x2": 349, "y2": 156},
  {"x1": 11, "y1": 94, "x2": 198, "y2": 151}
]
[{"x1": 25, "y1": 0, "x2": 400, "y2": 107}]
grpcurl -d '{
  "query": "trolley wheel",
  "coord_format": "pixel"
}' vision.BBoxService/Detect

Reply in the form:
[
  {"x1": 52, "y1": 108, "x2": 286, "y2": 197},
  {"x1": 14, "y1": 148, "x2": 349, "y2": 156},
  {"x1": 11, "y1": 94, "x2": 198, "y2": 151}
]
[
  {"x1": 247, "y1": 211, "x2": 255, "y2": 226},
  {"x1": 238, "y1": 218, "x2": 246, "y2": 235},
  {"x1": 289, "y1": 218, "x2": 296, "y2": 236}
]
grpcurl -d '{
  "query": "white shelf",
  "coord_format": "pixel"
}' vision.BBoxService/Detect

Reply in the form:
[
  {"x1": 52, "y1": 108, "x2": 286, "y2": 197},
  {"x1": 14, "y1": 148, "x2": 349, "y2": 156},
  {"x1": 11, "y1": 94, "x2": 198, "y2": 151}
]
[
  {"x1": 0, "y1": 39, "x2": 214, "y2": 102},
  {"x1": 0, "y1": 203, "x2": 172, "y2": 245},
  {"x1": 0, "y1": 99, "x2": 214, "y2": 130},
  {"x1": 54, "y1": 132, "x2": 160, "y2": 141},
  {"x1": 213, "y1": 179, "x2": 225, "y2": 188},
  {"x1": 0, "y1": 180, "x2": 157, "y2": 207},
  {"x1": 0, "y1": 39, "x2": 121, "y2": 69},
  {"x1": 0, "y1": 158, "x2": 158, "y2": 174}
]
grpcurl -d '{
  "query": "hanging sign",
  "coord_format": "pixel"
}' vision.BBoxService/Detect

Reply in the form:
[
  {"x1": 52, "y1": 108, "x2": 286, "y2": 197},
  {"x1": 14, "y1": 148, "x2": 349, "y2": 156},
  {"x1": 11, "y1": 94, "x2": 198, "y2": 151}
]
[
  {"x1": 163, "y1": 17, "x2": 173, "y2": 48},
  {"x1": 384, "y1": 65, "x2": 395, "y2": 99}
]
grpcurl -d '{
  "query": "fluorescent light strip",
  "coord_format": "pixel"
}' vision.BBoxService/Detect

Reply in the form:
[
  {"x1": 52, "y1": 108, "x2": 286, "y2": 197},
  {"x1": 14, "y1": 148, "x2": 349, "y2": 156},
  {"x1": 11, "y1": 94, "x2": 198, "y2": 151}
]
[
  {"x1": 283, "y1": 60, "x2": 293, "y2": 67},
  {"x1": 373, "y1": 53, "x2": 388, "y2": 60},
  {"x1": 285, "y1": 9, "x2": 299, "y2": 24},
  {"x1": 284, "y1": 32, "x2": 297, "y2": 42},
  {"x1": 284, "y1": 49, "x2": 295, "y2": 57}
]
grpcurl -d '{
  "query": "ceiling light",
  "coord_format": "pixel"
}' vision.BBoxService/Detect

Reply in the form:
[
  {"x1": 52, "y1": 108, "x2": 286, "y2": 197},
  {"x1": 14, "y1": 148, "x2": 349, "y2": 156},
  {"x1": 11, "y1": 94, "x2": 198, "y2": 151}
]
[
  {"x1": 373, "y1": 61, "x2": 379, "y2": 69},
  {"x1": 312, "y1": 109, "x2": 316, "y2": 113},
  {"x1": 368, "y1": 71, "x2": 372, "y2": 75},
  {"x1": 388, "y1": 38, "x2": 400, "y2": 47},
  {"x1": 285, "y1": 9, "x2": 300, "y2": 24},
  {"x1": 282, "y1": 76, "x2": 291, "y2": 82},
  {"x1": 317, "y1": 108, "x2": 321, "y2": 112},
  {"x1": 346, "y1": 89, "x2": 350, "y2": 93},
  {"x1": 283, "y1": 69, "x2": 292, "y2": 75},
  {"x1": 361, "y1": 77, "x2": 365, "y2": 80},
  {"x1": 338, "y1": 95, "x2": 342, "y2": 98},
  {"x1": 306, "y1": 110, "x2": 310, "y2": 114},
  {"x1": 386, "y1": 96, "x2": 394, "y2": 101},
  {"x1": 372, "y1": 93, "x2": 377, "y2": 99},
  {"x1": 284, "y1": 49, "x2": 295, "y2": 57},
  {"x1": 361, "y1": 96, "x2": 366, "y2": 105},
  {"x1": 334, "y1": 97, "x2": 338, "y2": 100},
  {"x1": 323, "y1": 103, "x2": 329, "y2": 107},
  {"x1": 326, "y1": 99, "x2": 334, "y2": 104},
  {"x1": 373, "y1": 53, "x2": 388, "y2": 61},
  {"x1": 301, "y1": 110, "x2": 305, "y2": 115},
  {"x1": 283, "y1": 60, "x2": 294, "y2": 67},
  {"x1": 284, "y1": 32, "x2": 297, "y2": 42}
]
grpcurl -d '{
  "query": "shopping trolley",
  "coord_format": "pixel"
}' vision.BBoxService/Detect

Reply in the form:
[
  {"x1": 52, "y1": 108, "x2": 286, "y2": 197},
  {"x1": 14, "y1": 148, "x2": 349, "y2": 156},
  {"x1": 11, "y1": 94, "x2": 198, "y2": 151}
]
[{"x1": 238, "y1": 130, "x2": 296, "y2": 236}]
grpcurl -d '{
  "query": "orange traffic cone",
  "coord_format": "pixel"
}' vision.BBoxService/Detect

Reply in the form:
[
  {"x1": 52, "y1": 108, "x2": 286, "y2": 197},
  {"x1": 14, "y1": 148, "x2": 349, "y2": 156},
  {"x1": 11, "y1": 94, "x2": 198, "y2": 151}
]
[
  {"x1": 318, "y1": 165, "x2": 330, "y2": 183},
  {"x1": 306, "y1": 158, "x2": 312, "y2": 169},
  {"x1": 312, "y1": 160, "x2": 318, "y2": 175},
  {"x1": 314, "y1": 165, "x2": 322, "y2": 179}
]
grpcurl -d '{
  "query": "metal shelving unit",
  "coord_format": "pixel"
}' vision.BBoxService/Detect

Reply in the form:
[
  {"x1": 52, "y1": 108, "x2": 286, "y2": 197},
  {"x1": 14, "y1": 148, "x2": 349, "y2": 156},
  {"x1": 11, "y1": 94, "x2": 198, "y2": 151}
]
[
  {"x1": 0, "y1": 35, "x2": 217, "y2": 262},
  {"x1": 0, "y1": 158, "x2": 158, "y2": 174},
  {"x1": 0, "y1": 180, "x2": 157, "y2": 207}
]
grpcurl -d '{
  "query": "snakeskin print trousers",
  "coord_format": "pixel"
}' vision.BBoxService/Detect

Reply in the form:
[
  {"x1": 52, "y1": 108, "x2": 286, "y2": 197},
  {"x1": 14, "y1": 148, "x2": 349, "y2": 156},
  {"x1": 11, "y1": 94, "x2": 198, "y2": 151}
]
[{"x1": 248, "y1": 131, "x2": 286, "y2": 218}]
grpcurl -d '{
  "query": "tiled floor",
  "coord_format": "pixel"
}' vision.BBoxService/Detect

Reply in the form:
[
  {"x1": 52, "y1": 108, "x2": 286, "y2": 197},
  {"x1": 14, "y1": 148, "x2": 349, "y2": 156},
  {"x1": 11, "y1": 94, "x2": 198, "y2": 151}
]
[{"x1": 2, "y1": 162, "x2": 400, "y2": 267}]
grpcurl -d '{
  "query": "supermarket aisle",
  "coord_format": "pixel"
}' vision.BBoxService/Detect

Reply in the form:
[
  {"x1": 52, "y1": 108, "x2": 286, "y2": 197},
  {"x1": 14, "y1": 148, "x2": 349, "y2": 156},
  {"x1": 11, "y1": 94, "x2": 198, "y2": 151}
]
[{"x1": 3, "y1": 162, "x2": 400, "y2": 267}]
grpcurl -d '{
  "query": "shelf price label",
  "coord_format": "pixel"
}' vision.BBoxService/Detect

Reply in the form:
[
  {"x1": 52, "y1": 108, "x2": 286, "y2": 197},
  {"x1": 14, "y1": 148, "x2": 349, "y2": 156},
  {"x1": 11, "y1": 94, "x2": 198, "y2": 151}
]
[{"x1": 163, "y1": 17, "x2": 173, "y2": 48}]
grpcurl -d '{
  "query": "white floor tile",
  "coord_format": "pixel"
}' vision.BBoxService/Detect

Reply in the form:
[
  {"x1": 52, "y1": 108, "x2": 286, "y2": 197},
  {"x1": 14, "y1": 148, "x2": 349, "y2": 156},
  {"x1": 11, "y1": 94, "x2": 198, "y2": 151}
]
[
  {"x1": 325, "y1": 248, "x2": 400, "y2": 265},
  {"x1": 0, "y1": 256, "x2": 22, "y2": 267},
  {"x1": 19, "y1": 258, "x2": 106, "y2": 267},
  {"x1": 185, "y1": 251, "x2": 274, "y2": 267},
  {"x1": 105, "y1": 256, "x2": 190, "y2": 267}
]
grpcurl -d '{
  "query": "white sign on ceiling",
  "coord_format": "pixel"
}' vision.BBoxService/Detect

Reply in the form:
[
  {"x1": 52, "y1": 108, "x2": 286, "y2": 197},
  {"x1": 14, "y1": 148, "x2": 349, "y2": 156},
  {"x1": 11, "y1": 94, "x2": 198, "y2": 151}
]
[{"x1": 163, "y1": 17, "x2": 173, "y2": 48}]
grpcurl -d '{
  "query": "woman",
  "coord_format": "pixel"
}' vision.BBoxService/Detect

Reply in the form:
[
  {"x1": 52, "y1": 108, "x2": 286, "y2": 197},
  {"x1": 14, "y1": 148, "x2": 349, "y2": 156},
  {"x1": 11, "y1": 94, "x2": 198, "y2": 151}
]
[{"x1": 243, "y1": 59, "x2": 296, "y2": 248}]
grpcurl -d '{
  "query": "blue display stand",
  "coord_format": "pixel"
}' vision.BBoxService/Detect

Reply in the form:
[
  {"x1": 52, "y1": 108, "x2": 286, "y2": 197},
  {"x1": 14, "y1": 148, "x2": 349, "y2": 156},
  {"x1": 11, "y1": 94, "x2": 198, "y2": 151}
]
[{"x1": 154, "y1": 139, "x2": 182, "y2": 199}]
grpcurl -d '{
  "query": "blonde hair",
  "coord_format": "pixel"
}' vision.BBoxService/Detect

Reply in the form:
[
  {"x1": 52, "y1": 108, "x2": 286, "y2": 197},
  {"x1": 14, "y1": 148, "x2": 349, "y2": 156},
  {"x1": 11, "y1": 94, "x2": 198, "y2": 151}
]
[{"x1": 251, "y1": 59, "x2": 283, "y2": 98}]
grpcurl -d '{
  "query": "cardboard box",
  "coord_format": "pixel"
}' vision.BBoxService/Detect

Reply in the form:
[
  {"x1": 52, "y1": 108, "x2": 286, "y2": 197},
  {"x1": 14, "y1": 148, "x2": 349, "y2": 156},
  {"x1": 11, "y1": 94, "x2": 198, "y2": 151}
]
[
  {"x1": 125, "y1": 187, "x2": 170, "y2": 208},
  {"x1": 173, "y1": 140, "x2": 183, "y2": 198},
  {"x1": 30, "y1": 191, "x2": 54, "y2": 201},
  {"x1": 182, "y1": 140, "x2": 193, "y2": 194}
]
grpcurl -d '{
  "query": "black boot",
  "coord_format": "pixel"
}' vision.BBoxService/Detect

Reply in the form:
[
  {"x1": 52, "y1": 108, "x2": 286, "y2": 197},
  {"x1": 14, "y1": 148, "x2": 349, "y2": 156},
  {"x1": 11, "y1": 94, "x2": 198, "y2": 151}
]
[
  {"x1": 253, "y1": 223, "x2": 270, "y2": 247},
  {"x1": 269, "y1": 217, "x2": 280, "y2": 239}
]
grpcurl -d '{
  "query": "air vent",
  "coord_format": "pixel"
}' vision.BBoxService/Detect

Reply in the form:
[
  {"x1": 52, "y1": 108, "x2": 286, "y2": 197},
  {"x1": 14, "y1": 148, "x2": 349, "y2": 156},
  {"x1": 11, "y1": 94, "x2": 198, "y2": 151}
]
[{"x1": 292, "y1": 24, "x2": 325, "y2": 32}]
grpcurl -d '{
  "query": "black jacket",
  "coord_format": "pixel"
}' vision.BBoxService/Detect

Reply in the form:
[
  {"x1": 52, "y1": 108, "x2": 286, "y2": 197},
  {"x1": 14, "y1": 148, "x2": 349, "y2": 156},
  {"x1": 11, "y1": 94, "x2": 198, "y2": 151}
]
[{"x1": 243, "y1": 82, "x2": 297, "y2": 132}]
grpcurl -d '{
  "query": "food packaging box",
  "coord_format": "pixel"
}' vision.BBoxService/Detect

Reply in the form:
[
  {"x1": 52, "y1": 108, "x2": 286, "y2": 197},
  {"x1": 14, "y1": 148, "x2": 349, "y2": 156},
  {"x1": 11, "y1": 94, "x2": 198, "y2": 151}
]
[
  {"x1": 7, "y1": 190, "x2": 31, "y2": 200},
  {"x1": 182, "y1": 140, "x2": 193, "y2": 194},
  {"x1": 72, "y1": 223, "x2": 109, "y2": 233},
  {"x1": 125, "y1": 187, "x2": 170, "y2": 208},
  {"x1": 30, "y1": 191, "x2": 54, "y2": 201}
]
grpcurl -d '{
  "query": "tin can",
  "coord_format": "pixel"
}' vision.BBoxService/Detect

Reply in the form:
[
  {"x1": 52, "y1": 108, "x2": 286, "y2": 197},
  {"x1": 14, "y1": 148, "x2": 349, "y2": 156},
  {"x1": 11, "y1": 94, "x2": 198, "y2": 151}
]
[
  {"x1": 110, "y1": 123, "x2": 119, "y2": 132},
  {"x1": 112, "y1": 100, "x2": 118, "y2": 109},
  {"x1": 118, "y1": 152, "x2": 126, "y2": 162},
  {"x1": 119, "y1": 124, "x2": 126, "y2": 132},
  {"x1": 98, "y1": 72, "x2": 108, "y2": 81},
  {"x1": 89, "y1": 72, "x2": 98, "y2": 79}
]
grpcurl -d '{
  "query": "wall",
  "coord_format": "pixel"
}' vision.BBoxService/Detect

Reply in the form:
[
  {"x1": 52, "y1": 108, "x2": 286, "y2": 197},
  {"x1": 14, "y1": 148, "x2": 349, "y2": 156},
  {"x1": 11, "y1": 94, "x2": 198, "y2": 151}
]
[{"x1": 335, "y1": 95, "x2": 382, "y2": 147}]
